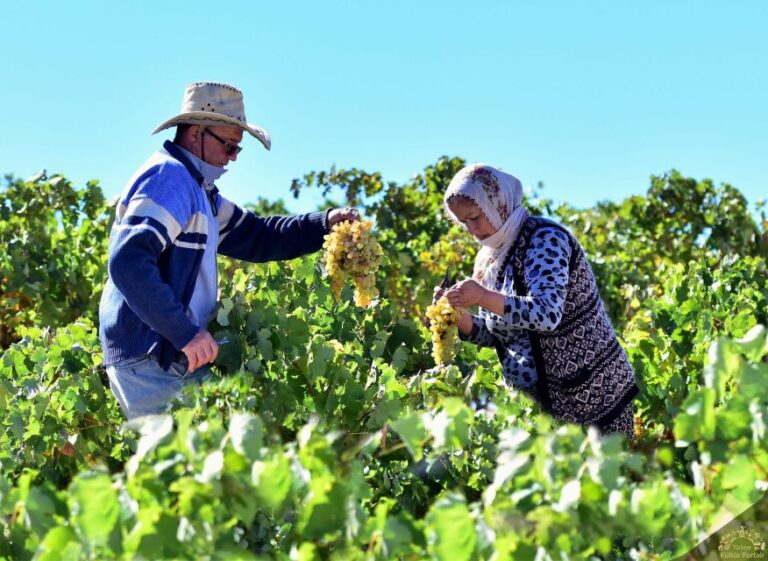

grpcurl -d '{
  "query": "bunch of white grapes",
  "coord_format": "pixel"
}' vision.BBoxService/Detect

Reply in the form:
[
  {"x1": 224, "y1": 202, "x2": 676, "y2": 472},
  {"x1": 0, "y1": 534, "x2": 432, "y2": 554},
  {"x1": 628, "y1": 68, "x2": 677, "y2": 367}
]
[
  {"x1": 425, "y1": 296, "x2": 462, "y2": 365},
  {"x1": 322, "y1": 220, "x2": 383, "y2": 307}
]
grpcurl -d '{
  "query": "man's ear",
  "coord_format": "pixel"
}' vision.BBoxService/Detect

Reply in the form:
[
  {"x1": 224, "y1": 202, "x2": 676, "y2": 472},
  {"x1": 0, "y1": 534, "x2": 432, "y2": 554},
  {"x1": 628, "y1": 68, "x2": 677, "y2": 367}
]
[{"x1": 183, "y1": 126, "x2": 206, "y2": 157}]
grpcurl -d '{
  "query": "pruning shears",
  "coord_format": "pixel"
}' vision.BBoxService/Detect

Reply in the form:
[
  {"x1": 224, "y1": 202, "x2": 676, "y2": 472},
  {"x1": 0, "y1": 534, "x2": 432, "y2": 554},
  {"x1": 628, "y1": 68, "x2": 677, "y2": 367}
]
[{"x1": 440, "y1": 268, "x2": 456, "y2": 291}]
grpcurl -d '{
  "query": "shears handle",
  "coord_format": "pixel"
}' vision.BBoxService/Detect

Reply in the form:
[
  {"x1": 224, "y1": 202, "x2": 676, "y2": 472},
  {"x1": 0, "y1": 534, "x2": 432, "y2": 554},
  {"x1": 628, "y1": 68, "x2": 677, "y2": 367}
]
[{"x1": 440, "y1": 270, "x2": 455, "y2": 290}]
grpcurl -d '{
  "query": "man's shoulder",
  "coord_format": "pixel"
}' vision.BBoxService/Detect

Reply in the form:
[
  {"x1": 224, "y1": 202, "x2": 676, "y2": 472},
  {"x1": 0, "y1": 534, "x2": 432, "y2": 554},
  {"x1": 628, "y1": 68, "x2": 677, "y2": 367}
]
[
  {"x1": 138, "y1": 150, "x2": 196, "y2": 185},
  {"x1": 123, "y1": 150, "x2": 199, "y2": 201},
  {"x1": 116, "y1": 149, "x2": 205, "y2": 227}
]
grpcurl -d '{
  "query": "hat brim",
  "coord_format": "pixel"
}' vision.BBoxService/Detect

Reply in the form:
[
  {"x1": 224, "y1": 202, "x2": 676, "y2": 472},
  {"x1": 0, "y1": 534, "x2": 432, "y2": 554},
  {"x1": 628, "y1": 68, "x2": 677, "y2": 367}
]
[{"x1": 151, "y1": 111, "x2": 271, "y2": 151}]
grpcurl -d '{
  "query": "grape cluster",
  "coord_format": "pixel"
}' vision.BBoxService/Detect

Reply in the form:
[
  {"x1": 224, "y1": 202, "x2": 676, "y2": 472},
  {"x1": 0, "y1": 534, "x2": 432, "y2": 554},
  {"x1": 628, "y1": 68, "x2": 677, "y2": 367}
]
[
  {"x1": 322, "y1": 220, "x2": 383, "y2": 307},
  {"x1": 425, "y1": 296, "x2": 462, "y2": 365}
]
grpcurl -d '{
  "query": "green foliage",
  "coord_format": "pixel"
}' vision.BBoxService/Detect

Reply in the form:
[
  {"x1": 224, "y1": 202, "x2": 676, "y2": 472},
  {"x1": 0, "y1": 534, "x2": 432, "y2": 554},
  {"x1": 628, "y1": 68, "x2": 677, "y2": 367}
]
[
  {"x1": 625, "y1": 255, "x2": 767, "y2": 436},
  {"x1": 244, "y1": 197, "x2": 291, "y2": 216},
  {"x1": 0, "y1": 159, "x2": 766, "y2": 559},
  {"x1": 0, "y1": 320, "x2": 127, "y2": 487},
  {"x1": 0, "y1": 172, "x2": 112, "y2": 347},
  {"x1": 550, "y1": 170, "x2": 767, "y2": 328}
]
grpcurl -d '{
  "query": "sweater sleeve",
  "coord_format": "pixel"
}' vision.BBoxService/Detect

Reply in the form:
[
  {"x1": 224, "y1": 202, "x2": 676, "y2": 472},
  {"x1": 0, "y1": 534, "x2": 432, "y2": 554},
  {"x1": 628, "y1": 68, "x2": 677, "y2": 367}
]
[
  {"x1": 497, "y1": 227, "x2": 571, "y2": 332},
  {"x1": 458, "y1": 314, "x2": 498, "y2": 348},
  {"x1": 215, "y1": 194, "x2": 330, "y2": 262},
  {"x1": 107, "y1": 175, "x2": 200, "y2": 351}
]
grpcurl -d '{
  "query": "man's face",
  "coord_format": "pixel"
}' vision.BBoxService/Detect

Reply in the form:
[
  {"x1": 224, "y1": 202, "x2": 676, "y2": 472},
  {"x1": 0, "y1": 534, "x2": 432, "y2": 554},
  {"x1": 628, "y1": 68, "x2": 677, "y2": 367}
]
[{"x1": 200, "y1": 125, "x2": 244, "y2": 168}]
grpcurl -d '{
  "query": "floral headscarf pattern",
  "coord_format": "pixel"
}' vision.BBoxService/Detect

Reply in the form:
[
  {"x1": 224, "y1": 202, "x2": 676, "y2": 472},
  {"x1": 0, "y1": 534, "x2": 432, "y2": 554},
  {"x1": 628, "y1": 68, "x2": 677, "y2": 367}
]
[{"x1": 471, "y1": 167, "x2": 509, "y2": 223}]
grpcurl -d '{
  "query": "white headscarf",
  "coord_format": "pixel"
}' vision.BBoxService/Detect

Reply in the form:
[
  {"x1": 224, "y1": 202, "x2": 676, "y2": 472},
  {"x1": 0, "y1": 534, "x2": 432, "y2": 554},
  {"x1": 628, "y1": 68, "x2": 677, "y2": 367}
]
[{"x1": 444, "y1": 163, "x2": 528, "y2": 288}]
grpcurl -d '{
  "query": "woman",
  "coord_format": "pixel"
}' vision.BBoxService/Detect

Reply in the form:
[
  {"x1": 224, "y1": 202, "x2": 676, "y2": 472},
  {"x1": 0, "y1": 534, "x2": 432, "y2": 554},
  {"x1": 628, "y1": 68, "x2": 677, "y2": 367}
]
[{"x1": 436, "y1": 163, "x2": 638, "y2": 439}]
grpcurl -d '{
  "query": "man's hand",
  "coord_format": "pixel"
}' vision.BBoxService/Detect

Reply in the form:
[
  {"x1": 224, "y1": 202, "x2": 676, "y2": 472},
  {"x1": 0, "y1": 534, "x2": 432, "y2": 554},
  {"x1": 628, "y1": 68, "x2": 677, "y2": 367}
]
[
  {"x1": 328, "y1": 207, "x2": 361, "y2": 229},
  {"x1": 445, "y1": 279, "x2": 487, "y2": 308},
  {"x1": 181, "y1": 329, "x2": 219, "y2": 373}
]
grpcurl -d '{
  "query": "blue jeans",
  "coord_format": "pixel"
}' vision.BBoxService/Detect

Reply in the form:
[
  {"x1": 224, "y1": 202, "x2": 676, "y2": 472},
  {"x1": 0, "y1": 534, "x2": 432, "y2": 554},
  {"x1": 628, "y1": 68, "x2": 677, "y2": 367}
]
[{"x1": 106, "y1": 355, "x2": 211, "y2": 419}]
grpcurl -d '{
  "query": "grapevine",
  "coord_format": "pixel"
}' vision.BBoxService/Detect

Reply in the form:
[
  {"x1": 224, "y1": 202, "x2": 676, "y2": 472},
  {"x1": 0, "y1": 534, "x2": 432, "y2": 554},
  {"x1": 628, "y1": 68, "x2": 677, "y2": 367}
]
[
  {"x1": 322, "y1": 220, "x2": 383, "y2": 307},
  {"x1": 1, "y1": 165, "x2": 766, "y2": 560}
]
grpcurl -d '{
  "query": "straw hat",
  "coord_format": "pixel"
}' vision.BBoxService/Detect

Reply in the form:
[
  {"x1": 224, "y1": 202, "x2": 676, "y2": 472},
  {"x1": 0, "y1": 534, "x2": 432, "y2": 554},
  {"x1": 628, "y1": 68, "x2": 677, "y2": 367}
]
[{"x1": 151, "y1": 82, "x2": 271, "y2": 150}]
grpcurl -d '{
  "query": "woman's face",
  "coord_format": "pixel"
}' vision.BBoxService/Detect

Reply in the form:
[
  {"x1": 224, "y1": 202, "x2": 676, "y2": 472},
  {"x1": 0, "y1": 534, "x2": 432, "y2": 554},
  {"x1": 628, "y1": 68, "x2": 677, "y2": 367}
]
[{"x1": 448, "y1": 197, "x2": 497, "y2": 240}]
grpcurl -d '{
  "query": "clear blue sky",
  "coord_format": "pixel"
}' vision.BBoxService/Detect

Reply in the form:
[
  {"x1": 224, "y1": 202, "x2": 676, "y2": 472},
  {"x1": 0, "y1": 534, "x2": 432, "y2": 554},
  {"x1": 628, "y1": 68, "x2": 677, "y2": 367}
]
[{"x1": 2, "y1": 1, "x2": 766, "y2": 214}]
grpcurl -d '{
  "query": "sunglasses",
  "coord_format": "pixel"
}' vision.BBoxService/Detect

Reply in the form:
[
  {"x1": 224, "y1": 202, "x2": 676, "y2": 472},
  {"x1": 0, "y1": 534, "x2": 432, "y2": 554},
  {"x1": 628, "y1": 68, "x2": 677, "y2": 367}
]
[{"x1": 203, "y1": 129, "x2": 243, "y2": 156}]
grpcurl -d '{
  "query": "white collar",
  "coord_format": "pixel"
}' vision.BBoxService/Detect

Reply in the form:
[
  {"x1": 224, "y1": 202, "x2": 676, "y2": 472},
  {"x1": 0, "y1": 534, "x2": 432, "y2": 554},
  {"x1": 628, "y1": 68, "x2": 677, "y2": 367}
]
[{"x1": 175, "y1": 145, "x2": 227, "y2": 190}]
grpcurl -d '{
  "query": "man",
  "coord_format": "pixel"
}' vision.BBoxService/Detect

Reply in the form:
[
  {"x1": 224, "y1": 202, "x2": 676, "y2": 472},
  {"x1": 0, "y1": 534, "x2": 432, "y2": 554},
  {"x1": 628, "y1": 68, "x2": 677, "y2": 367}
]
[{"x1": 99, "y1": 81, "x2": 358, "y2": 419}]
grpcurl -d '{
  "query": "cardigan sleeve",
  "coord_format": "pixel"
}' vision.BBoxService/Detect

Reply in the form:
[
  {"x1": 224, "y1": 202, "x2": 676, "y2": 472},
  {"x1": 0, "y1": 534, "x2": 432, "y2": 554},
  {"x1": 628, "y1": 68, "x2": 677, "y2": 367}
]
[
  {"x1": 215, "y1": 194, "x2": 331, "y2": 262},
  {"x1": 458, "y1": 314, "x2": 498, "y2": 348},
  {"x1": 498, "y1": 227, "x2": 572, "y2": 332}
]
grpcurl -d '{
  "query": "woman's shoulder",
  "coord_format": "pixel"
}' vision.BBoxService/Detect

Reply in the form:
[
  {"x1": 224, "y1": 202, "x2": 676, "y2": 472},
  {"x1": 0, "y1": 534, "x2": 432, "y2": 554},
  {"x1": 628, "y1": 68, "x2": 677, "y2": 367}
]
[{"x1": 524, "y1": 216, "x2": 573, "y2": 246}]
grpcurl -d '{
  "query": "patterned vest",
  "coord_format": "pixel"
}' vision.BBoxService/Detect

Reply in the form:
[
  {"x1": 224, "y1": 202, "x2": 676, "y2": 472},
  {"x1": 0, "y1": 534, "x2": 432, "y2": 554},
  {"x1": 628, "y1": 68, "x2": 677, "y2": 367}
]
[{"x1": 508, "y1": 216, "x2": 639, "y2": 428}]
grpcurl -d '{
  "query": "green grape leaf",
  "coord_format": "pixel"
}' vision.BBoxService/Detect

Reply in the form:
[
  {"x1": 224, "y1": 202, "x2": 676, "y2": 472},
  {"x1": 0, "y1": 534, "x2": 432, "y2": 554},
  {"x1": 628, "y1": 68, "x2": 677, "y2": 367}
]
[
  {"x1": 217, "y1": 297, "x2": 235, "y2": 326},
  {"x1": 674, "y1": 388, "x2": 716, "y2": 445},
  {"x1": 425, "y1": 493, "x2": 477, "y2": 561},
  {"x1": 391, "y1": 345, "x2": 409, "y2": 374},
  {"x1": 126, "y1": 414, "x2": 174, "y2": 475},
  {"x1": 252, "y1": 452, "x2": 292, "y2": 512},
  {"x1": 704, "y1": 339, "x2": 741, "y2": 400},
  {"x1": 555, "y1": 480, "x2": 581, "y2": 512},
  {"x1": 35, "y1": 526, "x2": 83, "y2": 561},
  {"x1": 298, "y1": 474, "x2": 347, "y2": 540},
  {"x1": 230, "y1": 413, "x2": 264, "y2": 462},
  {"x1": 212, "y1": 546, "x2": 261, "y2": 560},
  {"x1": 371, "y1": 331, "x2": 390, "y2": 359},
  {"x1": 733, "y1": 324, "x2": 767, "y2": 362},
  {"x1": 426, "y1": 398, "x2": 472, "y2": 449},
  {"x1": 68, "y1": 472, "x2": 120, "y2": 545},
  {"x1": 738, "y1": 362, "x2": 768, "y2": 400},
  {"x1": 294, "y1": 256, "x2": 316, "y2": 284},
  {"x1": 391, "y1": 413, "x2": 428, "y2": 461}
]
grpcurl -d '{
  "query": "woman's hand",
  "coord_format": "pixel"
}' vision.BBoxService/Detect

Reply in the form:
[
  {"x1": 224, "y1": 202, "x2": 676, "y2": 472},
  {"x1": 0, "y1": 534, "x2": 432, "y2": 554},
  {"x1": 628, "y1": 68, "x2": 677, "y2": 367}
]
[
  {"x1": 328, "y1": 207, "x2": 361, "y2": 228},
  {"x1": 433, "y1": 284, "x2": 473, "y2": 336},
  {"x1": 445, "y1": 279, "x2": 487, "y2": 308},
  {"x1": 432, "y1": 285, "x2": 447, "y2": 304}
]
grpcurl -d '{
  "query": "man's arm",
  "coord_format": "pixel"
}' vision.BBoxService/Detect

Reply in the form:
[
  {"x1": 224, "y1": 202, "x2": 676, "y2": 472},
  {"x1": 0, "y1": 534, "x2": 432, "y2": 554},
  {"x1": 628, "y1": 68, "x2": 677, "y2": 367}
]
[
  {"x1": 216, "y1": 195, "x2": 330, "y2": 262},
  {"x1": 108, "y1": 193, "x2": 199, "y2": 351},
  {"x1": 216, "y1": 195, "x2": 361, "y2": 262}
]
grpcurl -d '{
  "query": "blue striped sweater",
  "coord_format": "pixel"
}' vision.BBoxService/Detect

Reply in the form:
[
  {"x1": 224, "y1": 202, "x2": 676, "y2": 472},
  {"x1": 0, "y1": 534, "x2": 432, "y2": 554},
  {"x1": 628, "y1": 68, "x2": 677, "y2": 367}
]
[{"x1": 99, "y1": 141, "x2": 329, "y2": 369}]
